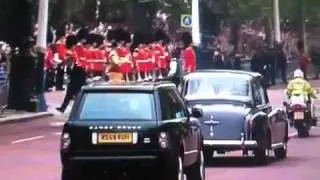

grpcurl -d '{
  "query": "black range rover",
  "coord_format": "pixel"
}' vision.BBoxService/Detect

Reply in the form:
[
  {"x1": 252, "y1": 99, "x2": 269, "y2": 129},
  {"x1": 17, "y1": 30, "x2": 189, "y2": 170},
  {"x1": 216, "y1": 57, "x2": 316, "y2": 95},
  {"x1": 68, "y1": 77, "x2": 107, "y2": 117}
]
[{"x1": 60, "y1": 81, "x2": 205, "y2": 180}]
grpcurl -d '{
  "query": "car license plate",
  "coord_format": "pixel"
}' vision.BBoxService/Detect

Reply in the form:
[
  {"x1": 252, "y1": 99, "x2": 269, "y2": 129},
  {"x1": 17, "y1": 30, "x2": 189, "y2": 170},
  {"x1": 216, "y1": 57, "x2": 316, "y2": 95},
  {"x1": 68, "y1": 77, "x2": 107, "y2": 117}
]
[
  {"x1": 98, "y1": 132, "x2": 133, "y2": 144},
  {"x1": 294, "y1": 112, "x2": 304, "y2": 120}
]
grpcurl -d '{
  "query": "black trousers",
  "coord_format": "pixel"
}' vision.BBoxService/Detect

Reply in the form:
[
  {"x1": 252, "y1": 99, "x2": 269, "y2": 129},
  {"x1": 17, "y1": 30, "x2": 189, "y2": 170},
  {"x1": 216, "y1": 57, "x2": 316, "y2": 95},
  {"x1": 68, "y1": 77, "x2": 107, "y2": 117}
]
[
  {"x1": 60, "y1": 85, "x2": 81, "y2": 111},
  {"x1": 55, "y1": 63, "x2": 65, "y2": 90}
]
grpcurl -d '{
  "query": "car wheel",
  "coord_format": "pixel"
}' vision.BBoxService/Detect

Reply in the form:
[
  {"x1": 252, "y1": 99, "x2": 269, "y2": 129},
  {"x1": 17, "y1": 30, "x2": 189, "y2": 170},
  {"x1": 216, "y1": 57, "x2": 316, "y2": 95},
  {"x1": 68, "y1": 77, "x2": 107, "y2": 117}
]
[
  {"x1": 62, "y1": 166, "x2": 84, "y2": 180},
  {"x1": 203, "y1": 147, "x2": 213, "y2": 163},
  {"x1": 274, "y1": 143, "x2": 287, "y2": 159},
  {"x1": 165, "y1": 154, "x2": 185, "y2": 180},
  {"x1": 254, "y1": 130, "x2": 270, "y2": 165},
  {"x1": 186, "y1": 150, "x2": 205, "y2": 180},
  {"x1": 254, "y1": 148, "x2": 269, "y2": 165}
]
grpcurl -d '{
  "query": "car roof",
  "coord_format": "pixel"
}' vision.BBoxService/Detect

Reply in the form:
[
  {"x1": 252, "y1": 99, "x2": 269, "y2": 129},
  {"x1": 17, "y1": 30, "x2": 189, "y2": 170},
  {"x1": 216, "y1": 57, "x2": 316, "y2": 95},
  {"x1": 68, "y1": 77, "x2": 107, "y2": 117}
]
[
  {"x1": 82, "y1": 80, "x2": 176, "y2": 92},
  {"x1": 184, "y1": 69, "x2": 261, "y2": 80}
]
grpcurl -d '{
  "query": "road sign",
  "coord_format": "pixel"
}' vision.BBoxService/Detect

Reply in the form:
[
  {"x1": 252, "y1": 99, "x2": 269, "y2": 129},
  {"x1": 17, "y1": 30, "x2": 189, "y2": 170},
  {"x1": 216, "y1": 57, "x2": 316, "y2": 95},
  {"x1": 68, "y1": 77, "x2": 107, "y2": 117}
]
[{"x1": 181, "y1": 14, "x2": 192, "y2": 28}]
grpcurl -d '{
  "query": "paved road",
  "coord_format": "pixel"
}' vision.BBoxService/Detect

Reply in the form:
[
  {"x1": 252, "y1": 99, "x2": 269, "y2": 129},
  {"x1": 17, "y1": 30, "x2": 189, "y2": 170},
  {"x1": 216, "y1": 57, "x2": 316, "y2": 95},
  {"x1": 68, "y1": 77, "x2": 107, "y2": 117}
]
[{"x1": 1, "y1": 82, "x2": 320, "y2": 180}]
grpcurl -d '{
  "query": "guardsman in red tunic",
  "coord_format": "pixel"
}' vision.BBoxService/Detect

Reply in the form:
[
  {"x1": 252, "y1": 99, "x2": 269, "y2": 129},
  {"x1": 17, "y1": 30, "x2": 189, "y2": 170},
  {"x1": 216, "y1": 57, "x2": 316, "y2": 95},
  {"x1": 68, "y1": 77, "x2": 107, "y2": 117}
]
[
  {"x1": 181, "y1": 32, "x2": 196, "y2": 73},
  {"x1": 132, "y1": 46, "x2": 143, "y2": 82},
  {"x1": 153, "y1": 29, "x2": 168, "y2": 79},
  {"x1": 144, "y1": 38, "x2": 154, "y2": 80},
  {"x1": 45, "y1": 44, "x2": 55, "y2": 91},
  {"x1": 118, "y1": 31, "x2": 132, "y2": 82},
  {"x1": 74, "y1": 41, "x2": 87, "y2": 72},
  {"x1": 93, "y1": 46, "x2": 107, "y2": 75},
  {"x1": 86, "y1": 43, "x2": 96, "y2": 77},
  {"x1": 56, "y1": 35, "x2": 86, "y2": 113},
  {"x1": 55, "y1": 37, "x2": 67, "y2": 90}
]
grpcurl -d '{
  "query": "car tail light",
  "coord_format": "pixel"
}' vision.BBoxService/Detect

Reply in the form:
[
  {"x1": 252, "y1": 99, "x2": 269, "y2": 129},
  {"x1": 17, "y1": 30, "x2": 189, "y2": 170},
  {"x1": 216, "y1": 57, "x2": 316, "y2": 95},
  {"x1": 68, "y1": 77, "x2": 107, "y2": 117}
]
[
  {"x1": 159, "y1": 132, "x2": 169, "y2": 149},
  {"x1": 291, "y1": 104, "x2": 305, "y2": 111},
  {"x1": 61, "y1": 133, "x2": 71, "y2": 150}
]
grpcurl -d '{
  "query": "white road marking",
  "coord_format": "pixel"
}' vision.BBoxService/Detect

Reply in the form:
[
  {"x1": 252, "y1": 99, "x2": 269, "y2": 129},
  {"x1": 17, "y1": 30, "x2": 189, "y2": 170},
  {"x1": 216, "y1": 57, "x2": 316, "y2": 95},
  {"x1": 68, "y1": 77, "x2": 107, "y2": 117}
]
[
  {"x1": 289, "y1": 132, "x2": 298, "y2": 137},
  {"x1": 53, "y1": 132, "x2": 62, "y2": 136},
  {"x1": 11, "y1": 136, "x2": 45, "y2": 144},
  {"x1": 49, "y1": 122, "x2": 65, "y2": 127}
]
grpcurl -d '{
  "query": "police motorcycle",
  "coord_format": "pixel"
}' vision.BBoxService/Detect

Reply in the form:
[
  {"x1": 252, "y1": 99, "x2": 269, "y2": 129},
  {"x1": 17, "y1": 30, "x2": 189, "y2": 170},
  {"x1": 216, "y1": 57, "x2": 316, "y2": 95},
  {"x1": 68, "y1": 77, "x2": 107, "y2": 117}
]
[{"x1": 283, "y1": 91, "x2": 316, "y2": 137}]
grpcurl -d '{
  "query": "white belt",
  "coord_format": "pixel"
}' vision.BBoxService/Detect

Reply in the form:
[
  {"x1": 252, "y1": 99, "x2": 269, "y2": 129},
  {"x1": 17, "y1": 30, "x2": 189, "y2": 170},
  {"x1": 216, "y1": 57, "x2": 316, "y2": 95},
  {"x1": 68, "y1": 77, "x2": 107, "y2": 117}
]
[{"x1": 136, "y1": 60, "x2": 150, "y2": 63}]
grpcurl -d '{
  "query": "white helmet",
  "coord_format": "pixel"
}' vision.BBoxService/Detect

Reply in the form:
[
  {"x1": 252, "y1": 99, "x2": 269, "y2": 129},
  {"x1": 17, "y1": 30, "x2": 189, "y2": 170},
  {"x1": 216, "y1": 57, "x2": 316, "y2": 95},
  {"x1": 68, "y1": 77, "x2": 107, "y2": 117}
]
[{"x1": 293, "y1": 69, "x2": 304, "y2": 78}]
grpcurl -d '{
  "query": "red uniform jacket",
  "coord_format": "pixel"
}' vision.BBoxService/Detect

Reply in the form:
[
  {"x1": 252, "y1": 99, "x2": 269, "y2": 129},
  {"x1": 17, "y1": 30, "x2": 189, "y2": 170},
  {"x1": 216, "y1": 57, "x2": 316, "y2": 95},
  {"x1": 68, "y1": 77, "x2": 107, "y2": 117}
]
[
  {"x1": 183, "y1": 46, "x2": 196, "y2": 73},
  {"x1": 44, "y1": 47, "x2": 54, "y2": 70},
  {"x1": 118, "y1": 47, "x2": 132, "y2": 73},
  {"x1": 144, "y1": 47, "x2": 154, "y2": 72},
  {"x1": 133, "y1": 48, "x2": 148, "y2": 73},
  {"x1": 154, "y1": 44, "x2": 167, "y2": 69},
  {"x1": 56, "y1": 42, "x2": 66, "y2": 62},
  {"x1": 93, "y1": 49, "x2": 106, "y2": 73},
  {"x1": 74, "y1": 44, "x2": 87, "y2": 68},
  {"x1": 87, "y1": 48, "x2": 96, "y2": 72}
]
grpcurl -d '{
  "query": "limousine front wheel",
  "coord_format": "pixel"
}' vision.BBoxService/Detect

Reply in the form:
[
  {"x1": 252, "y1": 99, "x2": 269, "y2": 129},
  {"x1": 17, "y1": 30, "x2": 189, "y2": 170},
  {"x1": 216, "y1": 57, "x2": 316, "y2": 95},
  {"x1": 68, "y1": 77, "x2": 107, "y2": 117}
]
[{"x1": 186, "y1": 150, "x2": 205, "y2": 180}]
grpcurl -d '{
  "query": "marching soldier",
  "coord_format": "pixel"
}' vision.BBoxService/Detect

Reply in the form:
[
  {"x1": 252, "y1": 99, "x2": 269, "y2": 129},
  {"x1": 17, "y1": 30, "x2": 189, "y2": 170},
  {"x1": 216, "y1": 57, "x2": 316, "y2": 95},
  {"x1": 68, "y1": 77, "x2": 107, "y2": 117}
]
[
  {"x1": 90, "y1": 34, "x2": 105, "y2": 76},
  {"x1": 74, "y1": 28, "x2": 89, "y2": 73},
  {"x1": 135, "y1": 35, "x2": 149, "y2": 81},
  {"x1": 118, "y1": 30, "x2": 133, "y2": 82},
  {"x1": 144, "y1": 34, "x2": 155, "y2": 81},
  {"x1": 55, "y1": 37, "x2": 66, "y2": 90},
  {"x1": 56, "y1": 35, "x2": 86, "y2": 113},
  {"x1": 153, "y1": 30, "x2": 168, "y2": 79},
  {"x1": 181, "y1": 32, "x2": 196, "y2": 73}
]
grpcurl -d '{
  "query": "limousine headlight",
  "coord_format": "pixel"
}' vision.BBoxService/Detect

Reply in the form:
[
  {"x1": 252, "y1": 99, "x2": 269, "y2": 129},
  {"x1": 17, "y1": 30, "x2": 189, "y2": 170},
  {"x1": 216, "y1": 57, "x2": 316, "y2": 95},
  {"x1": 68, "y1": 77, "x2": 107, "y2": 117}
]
[
  {"x1": 61, "y1": 133, "x2": 71, "y2": 150},
  {"x1": 159, "y1": 132, "x2": 169, "y2": 149}
]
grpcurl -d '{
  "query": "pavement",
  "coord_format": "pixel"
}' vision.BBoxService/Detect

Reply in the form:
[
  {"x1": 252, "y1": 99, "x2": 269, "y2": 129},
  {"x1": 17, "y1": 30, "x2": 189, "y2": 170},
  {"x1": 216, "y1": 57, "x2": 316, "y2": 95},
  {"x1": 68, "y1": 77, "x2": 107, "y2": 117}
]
[
  {"x1": 1, "y1": 81, "x2": 320, "y2": 179},
  {"x1": 0, "y1": 90, "x2": 71, "y2": 125}
]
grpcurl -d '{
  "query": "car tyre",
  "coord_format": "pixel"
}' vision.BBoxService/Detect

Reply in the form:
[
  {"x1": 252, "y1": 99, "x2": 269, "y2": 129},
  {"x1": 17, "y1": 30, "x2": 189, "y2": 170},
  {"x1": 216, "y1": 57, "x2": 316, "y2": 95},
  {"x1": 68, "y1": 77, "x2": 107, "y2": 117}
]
[
  {"x1": 274, "y1": 143, "x2": 287, "y2": 159},
  {"x1": 62, "y1": 166, "x2": 83, "y2": 180},
  {"x1": 203, "y1": 147, "x2": 213, "y2": 163},
  {"x1": 254, "y1": 128, "x2": 269, "y2": 165},
  {"x1": 165, "y1": 154, "x2": 185, "y2": 180},
  {"x1": 254, "y1": 148, "x2": 269, "y2": 165},
  {"x1": 186, "y1": 150, "x2": 205, "y2": 180}
]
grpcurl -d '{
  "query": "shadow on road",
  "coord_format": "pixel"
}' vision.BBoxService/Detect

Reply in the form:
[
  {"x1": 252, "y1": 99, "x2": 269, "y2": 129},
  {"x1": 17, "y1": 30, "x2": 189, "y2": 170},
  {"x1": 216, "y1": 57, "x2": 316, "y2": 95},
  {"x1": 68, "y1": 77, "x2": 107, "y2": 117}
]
[{"x1": 205, "y1": 157, "x2": 279, "y2": 167}]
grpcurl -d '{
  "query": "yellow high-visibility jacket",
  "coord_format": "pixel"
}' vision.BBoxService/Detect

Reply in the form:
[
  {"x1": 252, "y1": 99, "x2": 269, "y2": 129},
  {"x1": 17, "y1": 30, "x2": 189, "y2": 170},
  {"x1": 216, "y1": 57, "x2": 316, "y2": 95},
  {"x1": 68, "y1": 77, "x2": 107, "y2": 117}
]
[{"x1": 286, "y1": 78, "x2": 317, "y2": 98}]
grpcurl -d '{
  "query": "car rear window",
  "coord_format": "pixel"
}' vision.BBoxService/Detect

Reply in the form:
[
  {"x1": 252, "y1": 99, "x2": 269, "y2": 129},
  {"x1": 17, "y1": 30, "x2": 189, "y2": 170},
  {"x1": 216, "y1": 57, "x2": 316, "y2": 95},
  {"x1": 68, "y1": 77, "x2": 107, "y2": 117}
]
[{"x1": 78, "y1": 92, "x2": 155, "y2": 120}]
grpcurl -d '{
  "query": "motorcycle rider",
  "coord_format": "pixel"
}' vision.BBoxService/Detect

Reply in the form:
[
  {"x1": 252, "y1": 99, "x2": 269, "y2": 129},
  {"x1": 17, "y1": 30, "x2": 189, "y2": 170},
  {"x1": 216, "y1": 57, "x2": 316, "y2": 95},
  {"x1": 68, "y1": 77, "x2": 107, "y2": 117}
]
[{"x1": 286, "y1": 69, "x2": 317, "y2": 125}]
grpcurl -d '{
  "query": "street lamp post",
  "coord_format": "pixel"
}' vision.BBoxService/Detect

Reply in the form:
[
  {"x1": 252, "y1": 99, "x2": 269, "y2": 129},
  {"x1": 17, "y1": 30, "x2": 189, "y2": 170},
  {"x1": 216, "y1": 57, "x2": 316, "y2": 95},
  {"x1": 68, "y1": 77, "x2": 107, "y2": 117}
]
[
  {"x1": 273, "y1": 0, "x2": 281, "y2": 43},
  {"x1": 36, "y1": 0, "x2": 49, "y2": 48},
  {"x1": 191, "y1": 0, "x2": 200, "y2": 46}
]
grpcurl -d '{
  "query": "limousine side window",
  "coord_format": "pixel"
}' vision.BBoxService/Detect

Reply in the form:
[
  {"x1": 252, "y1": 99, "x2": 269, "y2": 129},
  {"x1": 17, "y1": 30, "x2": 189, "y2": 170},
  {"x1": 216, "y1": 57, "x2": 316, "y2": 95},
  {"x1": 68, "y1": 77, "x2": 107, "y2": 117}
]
[{"x1": 159, "y1": 89, "x2": 187, "y2": 120}]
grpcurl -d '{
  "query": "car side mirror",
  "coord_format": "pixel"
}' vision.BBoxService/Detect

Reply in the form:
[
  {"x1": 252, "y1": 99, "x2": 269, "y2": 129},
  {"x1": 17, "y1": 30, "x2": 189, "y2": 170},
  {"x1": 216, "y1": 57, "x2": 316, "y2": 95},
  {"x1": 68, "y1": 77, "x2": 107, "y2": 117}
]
[
  {"x1": 191, "y1": 107, "x2": 203, "y2": 118},
  {"x1": 283, "y1": 101, "x2": 288, "y2": 107}
]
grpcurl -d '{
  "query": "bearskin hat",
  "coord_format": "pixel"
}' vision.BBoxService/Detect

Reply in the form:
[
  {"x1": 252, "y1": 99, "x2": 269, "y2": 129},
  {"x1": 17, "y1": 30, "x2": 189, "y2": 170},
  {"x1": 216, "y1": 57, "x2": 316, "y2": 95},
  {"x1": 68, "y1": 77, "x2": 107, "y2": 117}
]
[
  {"x1": 154, "y1": 29, "x2": 167, "y2": 42},
  {"x1": 86, "y1": 34, "x2": 104, "y2": 47},
  {"x1": 47, "y1": 29, "x2": 53, "y2": 44},
  {"x1": 144, "y1": 34, "x2": 155, "y2": 44},
  {"x1": 114, "y1": 28, "x2": 126, "y2": 42},
  {"x1": 122, "y1": 31, "x2": 131, "y2": 43},
  {"x1": 106, "y1": 29, "x2": 116, "y2": 42},
  {"x1": 76, "y1": 27, "x2": 89, "y2": 42},
  {"x1": 65, "y1": 35, "x2": 77, "y2": 49},
  {"x1": 181, "y1": 31, "x2": 192, "y2": 46},
  {"x1": 130, "y1": 32, "x2": 143, "y2": 51}
]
